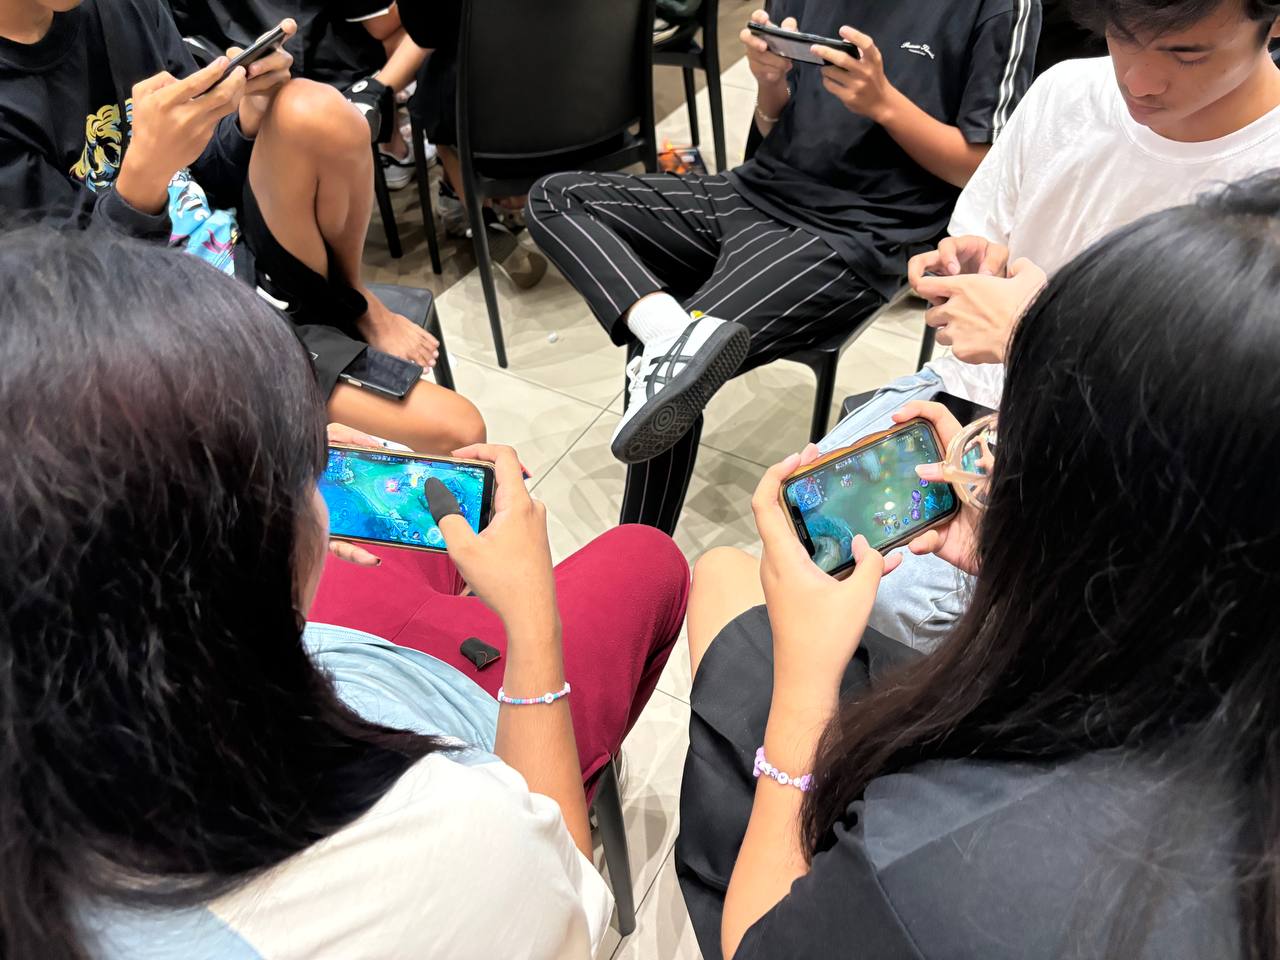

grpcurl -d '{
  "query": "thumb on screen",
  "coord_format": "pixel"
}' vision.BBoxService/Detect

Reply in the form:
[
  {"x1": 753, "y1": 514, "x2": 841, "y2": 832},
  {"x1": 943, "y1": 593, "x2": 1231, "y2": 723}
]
[{"x1": 425, "y1": 478, "x2": 471, "y2": 543}]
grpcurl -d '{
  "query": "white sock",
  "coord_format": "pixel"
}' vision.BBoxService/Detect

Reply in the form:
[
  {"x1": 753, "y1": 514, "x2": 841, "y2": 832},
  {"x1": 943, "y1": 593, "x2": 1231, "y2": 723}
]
[{"x1": 625, "y1": 293, "x2": 690, "y2": 345}]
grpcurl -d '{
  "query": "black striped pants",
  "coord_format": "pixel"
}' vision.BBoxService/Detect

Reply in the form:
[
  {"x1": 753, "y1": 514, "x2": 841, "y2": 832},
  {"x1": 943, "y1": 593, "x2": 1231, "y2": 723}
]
[{"x1": 526, "y1": 171, "x2": 883, "y2": 534}]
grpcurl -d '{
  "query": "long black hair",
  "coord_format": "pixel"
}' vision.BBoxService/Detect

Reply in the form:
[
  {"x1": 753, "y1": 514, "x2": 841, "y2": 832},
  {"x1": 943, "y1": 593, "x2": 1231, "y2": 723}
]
[
  {"x1": 803, "y1": 173, "x2": 1280, "y2": 954},
  {"x1": 0, "y1": 226, "x2": 446, "y2": 959}
]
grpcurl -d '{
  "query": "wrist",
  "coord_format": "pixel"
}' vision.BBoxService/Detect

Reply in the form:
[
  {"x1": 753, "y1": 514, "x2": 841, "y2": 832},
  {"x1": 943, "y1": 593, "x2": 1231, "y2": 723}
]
[
  {"x1": 237, "y1": 101, "x2": 264, "y2": 139},
  {"x1": 870, "y1": 82, "x2": 905, "y2": 127},
  {"x1": 114, "y1": 158, "x2": 171, "y2": 215}
]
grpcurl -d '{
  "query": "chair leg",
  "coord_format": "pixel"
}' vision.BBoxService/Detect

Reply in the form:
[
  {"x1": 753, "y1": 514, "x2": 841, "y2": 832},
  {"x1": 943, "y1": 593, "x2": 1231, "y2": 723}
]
[
  {"x1": 460, "y1": 168, "x2": 509, "y2": 368},
  {"x1": 809, "y1": 351, "x2": 840, "y2": 444},
  {"x1": 682, "y1": 67, "x2": 700, "y2": 147},
  {"x1": 917, "y1": 323, "x2": 937, "y2": 369},
  {"x1": 426, "y1": 300, "x2": 454, "y2": 391},
  {"x1": 703, "y1": 41, "x2": 726, "y2": 173},
  {"x1": 371, "y1": 143, "x2": 402, "y2": 259},
  {"x1": 409, "y1": 110, "x2": 442, "y2": 275},
  {"x1": 594, "y1": 759, "x2": 636, "y2": 937}
]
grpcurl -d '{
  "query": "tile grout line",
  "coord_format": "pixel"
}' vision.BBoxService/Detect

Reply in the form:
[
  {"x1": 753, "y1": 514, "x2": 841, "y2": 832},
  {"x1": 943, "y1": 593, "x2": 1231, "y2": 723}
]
[
  {"x1": 609, "y1": 842, "x2": 683, "y2": 960},
  {"x1": 528, "y1": 405, "x2": 611, "y2": 494}
]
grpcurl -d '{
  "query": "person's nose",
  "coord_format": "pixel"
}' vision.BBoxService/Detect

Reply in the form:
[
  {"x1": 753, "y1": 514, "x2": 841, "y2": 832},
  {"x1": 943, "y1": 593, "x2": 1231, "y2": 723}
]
[{"x1": 1121, "y1": 59, "x2": 1167, "y2": 100}]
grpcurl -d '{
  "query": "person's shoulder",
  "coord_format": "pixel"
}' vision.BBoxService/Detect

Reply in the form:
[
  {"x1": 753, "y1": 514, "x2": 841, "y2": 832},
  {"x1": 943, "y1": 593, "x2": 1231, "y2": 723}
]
[
  {"x1": 1030, "y1": 56, "x2": 1117, "y2": 107},
  {"x1": 207, "y1": 756, "x2": 600, "y2": 956}
]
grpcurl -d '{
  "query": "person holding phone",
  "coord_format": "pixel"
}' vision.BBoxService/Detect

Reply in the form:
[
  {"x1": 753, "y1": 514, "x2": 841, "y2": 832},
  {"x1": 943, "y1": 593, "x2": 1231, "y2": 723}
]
[
  {"x1": 0, "y1": 0, "x2": 482, "y2": 456},
  {"x1": 818, "y1": 0, "x2": 1280, "y2": 651},
  {"x1": 0, "y1": 223, "x2": 690, "y2": 958},
  {"x1": 524, "y1": 0, "x2": 1040, "y2": 536},
  {"x1": 675, "y1": 172, "x2": 1280, "y2": 960}
]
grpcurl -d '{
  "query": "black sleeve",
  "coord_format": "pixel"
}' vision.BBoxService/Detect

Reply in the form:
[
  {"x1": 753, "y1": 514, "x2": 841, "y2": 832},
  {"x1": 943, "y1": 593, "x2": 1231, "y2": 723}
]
[
  {"x1": 146, "y1": 0, "x2": 253, "y2": 206},
  {"x1": 954, "y1": 0, "x2": 1042, "y2": 143},
  {"x1": 0, "y1": 140, "x2": 170, "y2": 238},
  {"x1": 732, "y1": 814, "x2": 926, "y2": 960},
  {"x1": 397, "y1": 0, "x2": 461, "y2": 50}
]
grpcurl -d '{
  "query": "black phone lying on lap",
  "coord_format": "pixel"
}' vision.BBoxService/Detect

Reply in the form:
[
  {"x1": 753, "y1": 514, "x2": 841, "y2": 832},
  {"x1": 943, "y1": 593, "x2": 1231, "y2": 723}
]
[
  {"x1": 196, "y1": 23, "x2": 287, "y2": 97},
  {"x1": 747, "y1": 21, "x2": 861, "y2": 64},
  {"x1": 933, "y1": 391, "x2": 997, "y2": 427},
  {"x1": 338, "y1": 348, "x2": 423, "y2": 400}
]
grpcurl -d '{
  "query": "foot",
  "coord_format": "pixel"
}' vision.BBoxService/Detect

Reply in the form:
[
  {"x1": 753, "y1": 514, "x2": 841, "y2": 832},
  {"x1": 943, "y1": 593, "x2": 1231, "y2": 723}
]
[
  {"x1": 357, "y1": 290, "x2": 439, "y2": 370},
  {"x1": 611, "y1": 313, "x2": 750, "y2": 464},
  {"x1": 486, "y1": 222, "x2": 548, "y2": 290},
  {"x1": 378, "y1": 141, "x2": 414, "y2": 191}
]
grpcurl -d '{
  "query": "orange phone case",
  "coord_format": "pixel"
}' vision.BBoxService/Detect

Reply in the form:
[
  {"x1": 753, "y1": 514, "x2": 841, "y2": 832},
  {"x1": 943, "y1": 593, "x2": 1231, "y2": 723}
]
[{"x1": 778, "y1": 417, "x2": 955, "y2": 578}]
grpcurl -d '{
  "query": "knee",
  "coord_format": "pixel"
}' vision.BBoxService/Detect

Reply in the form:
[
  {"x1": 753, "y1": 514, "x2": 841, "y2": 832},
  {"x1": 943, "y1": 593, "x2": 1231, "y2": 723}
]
[
  {"x1": 692, "y1": 546, "x2": 752, "y2": 592},
  {"x1": 268, "y1": 79, "x2": 370, "y2": 157},
  {"x1": 432, "y1": 392, "x2": 487, "y2": 453},
  {"x1": 605, "y1": 524, "x2": 690, "y2": 593}
]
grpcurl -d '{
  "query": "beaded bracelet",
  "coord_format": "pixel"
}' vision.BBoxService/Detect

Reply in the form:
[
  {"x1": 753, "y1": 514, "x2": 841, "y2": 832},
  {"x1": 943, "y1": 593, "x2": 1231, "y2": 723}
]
[
  {"x1": 753, "y1": 747, "x2": 813, "y2": 792},
  {"x1": 497, "y1": 681, "x2": 571, "y2": 706}
]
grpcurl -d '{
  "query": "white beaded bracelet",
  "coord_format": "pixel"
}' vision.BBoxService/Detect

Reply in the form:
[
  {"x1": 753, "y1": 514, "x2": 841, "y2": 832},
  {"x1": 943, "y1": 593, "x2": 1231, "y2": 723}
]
[{"x1": 497, "y1": 681, "x2": 571, "y2": 706}]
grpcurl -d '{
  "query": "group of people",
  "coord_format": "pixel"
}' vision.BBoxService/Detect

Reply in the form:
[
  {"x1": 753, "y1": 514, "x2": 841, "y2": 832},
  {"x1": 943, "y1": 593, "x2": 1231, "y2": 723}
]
[{"x1": 2, "y1": 0, "x2": 1279, "y2": 956}]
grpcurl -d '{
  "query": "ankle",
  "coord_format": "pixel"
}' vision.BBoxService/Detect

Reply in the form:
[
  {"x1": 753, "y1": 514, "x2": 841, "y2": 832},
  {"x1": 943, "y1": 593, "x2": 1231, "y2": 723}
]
[{"x1": 625, "y1": 292, "x2": 687, "y2": 345}]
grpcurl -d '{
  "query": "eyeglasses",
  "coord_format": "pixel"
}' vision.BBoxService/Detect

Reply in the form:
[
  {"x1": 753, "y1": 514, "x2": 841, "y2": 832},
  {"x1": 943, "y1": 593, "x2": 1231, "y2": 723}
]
[{"x1": 938, "y1": 414, "x2": 997, "y2": 510}]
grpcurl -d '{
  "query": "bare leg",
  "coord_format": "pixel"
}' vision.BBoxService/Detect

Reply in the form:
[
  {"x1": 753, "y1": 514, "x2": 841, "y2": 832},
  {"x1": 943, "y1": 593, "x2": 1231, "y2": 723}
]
[
  {"x1": 688, "y1": 547, "x2": 764, "y2": 678},
  {"x1": 246, "y1": 79, "x2": 439, "y2": 368},
  {"x1": 328, "y1": 378, "x2": 486, "y2": 456}
]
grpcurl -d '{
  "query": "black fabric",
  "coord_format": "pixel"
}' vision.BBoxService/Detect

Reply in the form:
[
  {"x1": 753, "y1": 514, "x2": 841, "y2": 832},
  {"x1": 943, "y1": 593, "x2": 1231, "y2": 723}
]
[
  {"x1": 1034, "y1": 0, "x2": 1106, "y2": 75},
  {"x1": 0, "y1": 0, "x2": 252, "y2": 235},
  {"x1": 730, "y1": 0, "x2": 1041, "y2": 299},
  {"x1": 165, "y1": 0, "x2": 386, "y2": 88},
  {"x1": 675, "y1": 606, "x2": 922, "y2": 960},
  {"x1": 400, "y1": 0, "x2": 461, "y2": 145},
  {"x1": 238, "y1": 180, "x2": 367, "y2": 398}
]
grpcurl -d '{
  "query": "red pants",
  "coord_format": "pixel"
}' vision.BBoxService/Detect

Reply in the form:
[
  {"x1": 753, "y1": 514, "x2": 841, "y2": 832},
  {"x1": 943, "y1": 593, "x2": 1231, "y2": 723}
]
[{"x1": 311, "y1": 524, "x2": 690, "y2": 786}]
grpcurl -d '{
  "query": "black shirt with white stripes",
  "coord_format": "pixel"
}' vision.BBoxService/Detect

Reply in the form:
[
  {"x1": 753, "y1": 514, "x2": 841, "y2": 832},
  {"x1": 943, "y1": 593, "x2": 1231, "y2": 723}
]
[{"x1": 731, "y1": 0, "x2": 1041, "y2": 299}]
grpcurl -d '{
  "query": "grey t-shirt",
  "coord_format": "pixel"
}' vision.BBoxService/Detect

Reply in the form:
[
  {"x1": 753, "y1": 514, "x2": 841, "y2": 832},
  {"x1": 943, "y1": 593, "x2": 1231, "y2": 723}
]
[{"x1": 737, "y1": 751, "x2": 1239, "y2": 958}]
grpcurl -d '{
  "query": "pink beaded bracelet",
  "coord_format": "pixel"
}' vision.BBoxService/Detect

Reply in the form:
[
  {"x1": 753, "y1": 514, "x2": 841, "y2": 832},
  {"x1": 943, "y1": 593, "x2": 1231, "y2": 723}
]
[
  {"x1": 753, "y1": 747, "x2": 814, "y2": 792},
  {"x1": 497, "y1": 681, "x2": 571, "y2": 706}
]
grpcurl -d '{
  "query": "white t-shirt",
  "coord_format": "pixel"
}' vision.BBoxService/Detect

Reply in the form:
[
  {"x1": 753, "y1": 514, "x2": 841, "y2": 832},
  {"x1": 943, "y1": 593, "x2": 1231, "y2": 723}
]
[{"x1": 928, "y1": 56, "x2": 1280, "y2": 406}]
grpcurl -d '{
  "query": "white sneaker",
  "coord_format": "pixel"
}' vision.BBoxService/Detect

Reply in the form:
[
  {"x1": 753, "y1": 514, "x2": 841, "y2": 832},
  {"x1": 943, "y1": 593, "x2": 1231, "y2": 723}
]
[
  {"x1": 378, "y1": 143, "x2": 414, "y2": 190},
  {"x1": 611, "y1": 313, "x2": 750, "y2": 464}
]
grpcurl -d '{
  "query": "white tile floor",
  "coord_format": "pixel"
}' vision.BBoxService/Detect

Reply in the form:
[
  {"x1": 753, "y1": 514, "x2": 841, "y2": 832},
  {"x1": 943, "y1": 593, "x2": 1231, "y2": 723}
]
[{"x1": 395, "y1": 56, "x2": 931, "y2": 960}]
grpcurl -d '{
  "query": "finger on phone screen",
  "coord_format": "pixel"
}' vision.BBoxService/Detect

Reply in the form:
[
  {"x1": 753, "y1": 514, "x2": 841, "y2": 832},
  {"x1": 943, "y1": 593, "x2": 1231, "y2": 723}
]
[{"x1": 425, "y1": 477, "x2": 463, "y2": 522}]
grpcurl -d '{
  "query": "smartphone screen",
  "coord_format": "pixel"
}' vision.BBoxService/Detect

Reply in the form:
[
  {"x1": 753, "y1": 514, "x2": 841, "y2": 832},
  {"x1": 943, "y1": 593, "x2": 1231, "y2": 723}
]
[
  {"x1": 783, "y1": 421, "x2": 956, "y2": 575},
  {"x1": 320, "y1": 446, "x2": 493, "y2": 551}
]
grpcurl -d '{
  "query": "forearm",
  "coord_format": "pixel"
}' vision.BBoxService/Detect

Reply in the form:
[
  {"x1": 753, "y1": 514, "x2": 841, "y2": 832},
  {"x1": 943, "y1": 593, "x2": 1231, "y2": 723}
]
[
  {"x1": 721, "y1": 687, "x2": 837, "y2": 957},
  {"x1": 492, "y1": 615, "x2": 593, "y2": 857},
  {"x1": 753, "y1": 80, "x2": 790, "y2": 138},
  {"x1": 374, "y1": 33, "x2": 428, "y2": 92},
  {"x1": 875, "y1": 86, "x2": 989, "y2": 188}
]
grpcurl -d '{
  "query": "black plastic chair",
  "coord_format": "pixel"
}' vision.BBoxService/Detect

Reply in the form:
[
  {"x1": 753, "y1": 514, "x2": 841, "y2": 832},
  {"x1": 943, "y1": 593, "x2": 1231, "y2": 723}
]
[
  {"x1": 653, "y1": 0, "x2": 726, "y2": 172},
  {"x1": 591, "y1": 756, "x2": 636, "y2": 936},
  {"x1": 372, "y1": 94, "x2": 445, "y2": 275},
  {"x1": 433, "y1": 0, "x2": 658, "y2": 368},
  {"x1": 366, "y1": 283, "x2": 455, "y2": 391},
  {"x1": 788, "y1": 286, "x2": 937, "y2": 444}
]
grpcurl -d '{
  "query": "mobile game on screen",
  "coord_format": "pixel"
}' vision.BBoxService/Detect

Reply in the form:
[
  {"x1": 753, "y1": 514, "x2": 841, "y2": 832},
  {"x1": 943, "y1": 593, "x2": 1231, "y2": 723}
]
[
  {"x1": 785, "y1": 423, "x2": 956, "y2": 573},
  {"x1": 320, "y1": 447, "x2": 488, "y2": 550}
]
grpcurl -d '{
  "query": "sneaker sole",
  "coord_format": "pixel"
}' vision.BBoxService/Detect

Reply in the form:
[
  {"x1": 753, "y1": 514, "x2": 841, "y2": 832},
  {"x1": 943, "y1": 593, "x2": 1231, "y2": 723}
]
[{"x1": 611, "y1": 323, "x2": 751, "y2": 464}]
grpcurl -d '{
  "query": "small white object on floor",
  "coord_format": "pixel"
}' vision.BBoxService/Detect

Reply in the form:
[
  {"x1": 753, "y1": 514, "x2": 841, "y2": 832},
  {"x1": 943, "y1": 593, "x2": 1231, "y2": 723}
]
[{"x1": 547, "y1": 331, "x2": 559, "y2": 343}]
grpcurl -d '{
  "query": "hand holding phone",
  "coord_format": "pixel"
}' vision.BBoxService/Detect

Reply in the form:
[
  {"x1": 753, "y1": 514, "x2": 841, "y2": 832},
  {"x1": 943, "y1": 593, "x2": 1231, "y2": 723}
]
[
  {"x1": 430, "y1": 444, "x2": 559, "y2": 638},
  {"x1": 752, "y1": 445, "x2": 900, "y2": 693},
  {"x1": 780, "y1": 417, "x2": 960, "y2": 579},
  {"x1": 741, "y1": 11, "x2": 798, "y2": 86},
  {"x1": 199, "y1": 23, "x2": 289, "y2": 97}
]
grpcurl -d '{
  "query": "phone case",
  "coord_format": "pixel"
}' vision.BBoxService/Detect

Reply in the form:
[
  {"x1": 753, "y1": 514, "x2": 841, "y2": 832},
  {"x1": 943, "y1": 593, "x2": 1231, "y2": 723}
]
[
  {"x1": 778, "y1": 417, "x2": 956, "y2": 578},
  {"x1": 325, "y1": 444, "x2": 496, "y2": 553}
]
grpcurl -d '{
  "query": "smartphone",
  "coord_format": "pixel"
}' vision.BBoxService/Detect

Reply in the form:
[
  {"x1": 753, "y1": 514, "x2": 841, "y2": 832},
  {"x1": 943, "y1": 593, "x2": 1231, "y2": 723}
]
[
  {"x1": 780, "y1": 418, "x2": 958, "y2": 578},
  {"x1": 747, "y1": 22, "x2": 861, "y2": 64},
  {"x1": 321, "y1": 445, "x2": 496, "y2": 552},
  {"x1": 197, "y1": 23, "x2": 287, "y2": 97},
  {"x1": 934, "y1": 391, "x2": 996, "y2": 428},
  {"x1": 338, "y1": 348, "x2": 423, "y2": 400}
]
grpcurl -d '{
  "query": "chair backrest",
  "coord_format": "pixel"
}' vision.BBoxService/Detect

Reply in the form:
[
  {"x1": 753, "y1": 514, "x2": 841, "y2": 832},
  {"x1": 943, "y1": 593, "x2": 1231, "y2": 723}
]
[{"x1": 457, "y1": 0, "x2": 656, "y2": 160}]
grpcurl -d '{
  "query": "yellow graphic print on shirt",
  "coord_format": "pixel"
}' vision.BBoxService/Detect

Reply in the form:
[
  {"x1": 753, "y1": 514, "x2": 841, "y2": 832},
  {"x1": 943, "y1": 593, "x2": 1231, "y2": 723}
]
[{"x1": 69, "y1": 100, "x2": 125, "y2": 191}]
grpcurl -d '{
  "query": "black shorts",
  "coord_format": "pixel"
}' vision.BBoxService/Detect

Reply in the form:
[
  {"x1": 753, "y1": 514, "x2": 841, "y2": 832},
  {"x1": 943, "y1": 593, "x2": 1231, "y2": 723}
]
[{"x1": 237, "y1": 180, "x2": 368, "y2": 398}]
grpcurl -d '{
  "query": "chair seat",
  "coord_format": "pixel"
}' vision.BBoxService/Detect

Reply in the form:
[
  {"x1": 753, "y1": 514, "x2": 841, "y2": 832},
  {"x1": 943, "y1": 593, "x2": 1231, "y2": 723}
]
[
  {"x1": 366, "y1": 282, "x2": 435, "y2": 323},
  {"x1": 470, "y1": 132, "x2": 649, "y2": 197}
]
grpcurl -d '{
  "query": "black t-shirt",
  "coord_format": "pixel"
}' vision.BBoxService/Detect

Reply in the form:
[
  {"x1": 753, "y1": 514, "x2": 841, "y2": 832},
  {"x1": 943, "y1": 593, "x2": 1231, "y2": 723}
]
[
  {"x1": 166, "y1": 0, "x2": 389, "y2": 87},
  {"x1": 0, "y1": 0, "x2": 251, "y2": 235},
  {"x1": 729, "y1": 0, "x2": 1041, "y2": 298}
]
